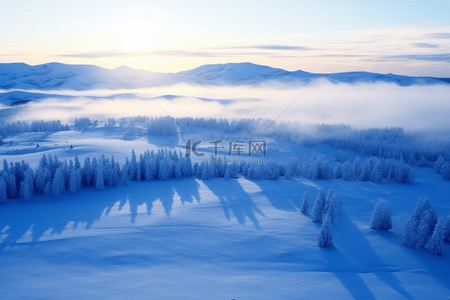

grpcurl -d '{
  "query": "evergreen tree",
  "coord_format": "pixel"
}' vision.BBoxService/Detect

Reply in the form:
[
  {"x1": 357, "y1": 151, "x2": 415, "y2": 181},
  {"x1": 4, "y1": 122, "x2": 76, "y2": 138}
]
[
  {"x1": 300, "y1": 191, "x2": 309, "y2": 214},
  {"x1": 441, "y1": 162, "x2": 450, "y2": 180},
  {"x1": 0, "y1": 177, "x2": 7, "y2": 203},
  {"x1": 158, "y1": 158, "x2": 170, "y2": 180},
  {"x1": 69, "y1": 168, "x2": 78, "y2": 193},
  {"x1": 7, "y1": 174, "x2": 18, "y2": 199},
  {"x1": 443, "y1": 213, "x2": 450, "y2": 243},
  {"x1": 333, "y1": 163, "x2": 343, "y2": 179},
  {"x1": 402, "y1": 198, "x2": 438, "y2": 247},
  {"x1": 359, "y1": 159, "x2": 372, "y2": 181},
  {"x1": 44, "y1": 182, "x2": 52, "y2": 196},
  {"x1": 323, "y1": 190, "x2": 337, "y2": 222},
  {"x1": 434, "y1": 156, "x2": 445, "y2": 173},
  {"x1": 95, "y1": 164, "x2": 104, "y2": 190},
  {"x1": 318, "y1": 214, "x2": 333, "y2": 248},
  {"x1": 353, "y1": 157, "x2": 362, "y2": 179},
  {"x1": 311, "y1": 189, "x2": 327, "y2": 223},
  {"x1": 370, "y1": 200, "x2": 393, "y2": 230},
  {"x1": 19, "y1": 169, "x2": 33, "y2": 201},
  {"x1": 426, "y1": 218, "x2": 444, "y2": 255},
  {"x1": 129, "y1": 149, "x2": 138, "y2": 180},
  {"x1": 52, "y1": 168, "x2": 65, "y2": 195}
]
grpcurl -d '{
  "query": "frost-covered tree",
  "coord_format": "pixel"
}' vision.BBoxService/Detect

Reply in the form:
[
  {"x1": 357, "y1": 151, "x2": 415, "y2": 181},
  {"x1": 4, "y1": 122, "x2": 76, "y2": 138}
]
[
  {"x1": 52, "y1": 168, "x2": 65, "y2": 195},
  {"x1": 323, "y1": 190, "x2": 337, "y2": 221},
  {"x1": 416, "y1": 211, "x2": 434, "y2": 248},
  {"x1": 370, "y1": 160, "x2": 383, "y2": 183},
  {"x1": 158, "y1": 158, "x2": 171, "y2": 180},
  {"x1": 441, "y1": 162, "x2": 450, "y2": 180},
  {"x1": 342, "y1": 161, "x2": 353, "y2": 181},
  {"x1": 402, "y1": 198, "x2": 438, "y2": 247},
  {"x1": 69, "y1": 168, "x2": 82, "y2": 193},
  {"x1": 300, "y1": 191, "x2": 309, "y2": 214},
  {"x1": 434, "y1": 156, "x2": 445, "y2": 173},
  {"x1": 95, "y1": 164, "x2": 104, "y2": 190},
  {"x1": 318, "y1": 214, "x2": 333, "y2": 248},
  {"x1": 311, "y1": 189, "x2": 327, "y2": 223},
  {"x1": 44, "y1": 182, "x2": 52, "y2": 196},
  {"x1": 333, "y1": 163, "x2": 343, "y2": 179},
  {"x1": 19, "y1": 170, "x2": 33, "y2": 201},
  {"x1": 0, "y1": 177, "x2": 7, "y2": 203},
  {"x1": 359, "y1": 159, "x2": 372, "y2": 181},
  {"x1": 443, "y1": 213, "x2": 450, "y2": 243},
  {"x1": 426, "y1": 218, "x2": 444, "y2": 255},
  {"x1": 353, "y1": 157, "x2": 362, "y2": 179},
  {"x1": 369, "y1": 200, "x2": 392, "y2": 230}
]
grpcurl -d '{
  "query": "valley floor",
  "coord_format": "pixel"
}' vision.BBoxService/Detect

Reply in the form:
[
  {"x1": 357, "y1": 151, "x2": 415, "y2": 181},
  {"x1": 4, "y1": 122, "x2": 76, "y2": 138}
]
[{"x1": 1, "y1": 129, "x2": 450, "y2": 299}]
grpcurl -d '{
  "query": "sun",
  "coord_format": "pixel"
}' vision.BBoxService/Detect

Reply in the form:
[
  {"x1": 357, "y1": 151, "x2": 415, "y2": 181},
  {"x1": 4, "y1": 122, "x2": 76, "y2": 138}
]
[{"x1": 121, "y1": 19, "x2": 153, "y2": 52}]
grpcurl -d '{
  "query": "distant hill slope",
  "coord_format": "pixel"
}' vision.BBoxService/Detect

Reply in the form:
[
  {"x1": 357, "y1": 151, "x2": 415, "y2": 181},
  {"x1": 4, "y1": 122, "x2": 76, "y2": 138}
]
[{"x1": 0, "y1": 62, "x2": 448, "y2": 91}]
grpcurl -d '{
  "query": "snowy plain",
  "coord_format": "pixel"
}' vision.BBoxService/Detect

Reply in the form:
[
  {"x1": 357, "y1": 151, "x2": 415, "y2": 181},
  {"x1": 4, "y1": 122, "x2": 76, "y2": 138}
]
[{"x1": 1, "y1": 63, "x2": 450, "y2": 299}]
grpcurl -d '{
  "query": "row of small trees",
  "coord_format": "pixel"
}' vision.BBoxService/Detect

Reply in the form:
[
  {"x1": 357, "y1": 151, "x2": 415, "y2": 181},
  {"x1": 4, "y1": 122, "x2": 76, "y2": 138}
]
[
  {"x1": 0, "y1": 149, "x2": 194, "y2": 202},
  {"x1": 284, "y1": 151, "x2": 414, "y2": 183},
  {"x1": 300, "y1": 189, "x2": 338, "y2": 248},
  {"x1": 0, "y1": 149, "x2": 417, "y2": 204},
  {"x1": 299, "y1": 192, "x2": 450, "y2": 254},
  {"x1": 369, "y1": 198, "x2": 450, "y2": 255},
  {"x1": 0, "y1": 120, "x2": 68, "y2": 140},
  {"x1": 71, "y1": 117, "x2": 450, "y2": 169}
]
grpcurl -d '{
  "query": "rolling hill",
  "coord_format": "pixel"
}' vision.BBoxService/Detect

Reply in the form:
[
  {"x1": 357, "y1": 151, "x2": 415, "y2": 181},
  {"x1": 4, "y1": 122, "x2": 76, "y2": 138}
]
[{"x1": 0, "y1": 62, "x2": 448, "y2": 91}]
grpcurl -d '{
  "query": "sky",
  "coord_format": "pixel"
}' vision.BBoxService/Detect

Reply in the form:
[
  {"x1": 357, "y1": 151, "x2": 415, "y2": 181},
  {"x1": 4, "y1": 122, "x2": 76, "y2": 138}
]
[{"x1": 1, "y1": 0, "x2": 450, "y2": 76}]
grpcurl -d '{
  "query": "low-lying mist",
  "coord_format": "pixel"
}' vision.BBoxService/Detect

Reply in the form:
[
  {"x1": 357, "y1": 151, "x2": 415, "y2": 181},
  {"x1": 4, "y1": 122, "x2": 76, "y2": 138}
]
[{"x1": 9, "y1": 81, "x2": 450, "y2": 132}]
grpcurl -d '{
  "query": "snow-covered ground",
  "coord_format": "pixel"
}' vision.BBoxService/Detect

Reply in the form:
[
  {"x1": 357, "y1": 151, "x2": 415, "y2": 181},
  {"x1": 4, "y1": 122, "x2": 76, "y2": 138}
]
[{"x1": 1, "y1": 128, "x2": 450, "y2": 299}]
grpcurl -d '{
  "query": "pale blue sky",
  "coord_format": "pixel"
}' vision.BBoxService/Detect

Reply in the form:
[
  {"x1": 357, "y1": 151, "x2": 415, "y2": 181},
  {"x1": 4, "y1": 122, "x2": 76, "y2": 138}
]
[{"x1": 1, "y1": 0, "x2": 450, "y2": 75}]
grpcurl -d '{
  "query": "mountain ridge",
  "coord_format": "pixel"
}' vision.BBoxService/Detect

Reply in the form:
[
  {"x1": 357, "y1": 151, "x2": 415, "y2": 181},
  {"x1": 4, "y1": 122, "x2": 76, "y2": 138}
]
[{"x1": 0, "y1": 61, "x2": 448, "y2": 91}]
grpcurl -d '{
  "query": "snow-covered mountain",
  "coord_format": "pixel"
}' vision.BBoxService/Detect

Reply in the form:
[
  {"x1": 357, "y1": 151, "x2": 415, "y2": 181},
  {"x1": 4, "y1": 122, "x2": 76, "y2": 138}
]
[{"x1": 0, "y1": 61, "x2": 448, "y2": 91}]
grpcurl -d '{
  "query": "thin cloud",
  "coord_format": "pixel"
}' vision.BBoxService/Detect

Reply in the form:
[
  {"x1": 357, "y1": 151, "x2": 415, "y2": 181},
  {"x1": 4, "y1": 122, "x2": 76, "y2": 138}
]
[
  {"x1": 60, "y1": 50, "x2": 274, "y2": 59},
  {"x1": 249, "y1": 45, "x2": 311, "y2": 51},
  {"x1": 426, "y1": 33, "x2": 450, "y2": 39},
  {"x1": 411, "y1": 43, "x2": 439, "y2": 48},
  {"x1": 384, "y1": 53, "x2": 450, "y2": 63}
]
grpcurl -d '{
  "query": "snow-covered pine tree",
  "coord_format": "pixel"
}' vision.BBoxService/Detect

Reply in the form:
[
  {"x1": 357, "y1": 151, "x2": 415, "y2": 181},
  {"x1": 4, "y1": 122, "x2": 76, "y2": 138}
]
[
  {"x1": 323, "y1": 190, "x2": 337, "y2": 222},
  {"x1": 300, "y1": 191, "x2": 309, "y2": 214},
  {"x1": 129, "y1": 150, "x2": 138, "y2": 180},
  {"x1": 19, "y1": 169, "x2": 33, "y2": 201},
  {"x1": 402, "y1": 198, "x2": 438, "y2": 247},
  {"x1": 359, "y1": 159, "x2": 372, "y2": 181},
  {"x1": 416, "y1": 211, "x2": 434, "y2": 248},
  {"x1": 433, "y1": 156, "x2": 445, "y2": 173},
  {"x1": 370, "y1": 200, "x2": 392, "y2": 230},
  {"x1": 426, "y1": 218, "x2": 444, "y2": 255},
  {"x1": 311, "y1": 189, "x2": 327, "y2": 223},
  {"x1": 443, "y1": 212, "x2": 450, "y2": 243},
  {"x1": 333, "y1": 163, "x2": 343, "y2": 179},
  {"x1": 69, "y1": 168, "x2": 79, "y2": 193},
  {"x1": 0, "y1": 176, "x2": 7, "y2": 203},
  {"x1": 318, "y1": 213, "x2": 333, "y2": 248},
  {"x1": 44, "y1": 182, "x2": 52, "y2": 196},
  {"x1": 52, "y1": 167, "x2": 65, "y2": 195},
  {"x1": 95, "y1": 164, "x2": 104, "y2": 190},
  {"x1": 441, "y1": 162, "x2": 450, "y2": 180},
  {"x1": 353, "y1": 157, "x2": 362, "y2": 179}
]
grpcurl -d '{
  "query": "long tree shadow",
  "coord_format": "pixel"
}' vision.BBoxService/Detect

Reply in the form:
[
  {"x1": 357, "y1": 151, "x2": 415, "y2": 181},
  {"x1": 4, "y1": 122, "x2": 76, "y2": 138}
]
[
  {"x1": 202, "y1": 178, "x2": 265, "y2": 229},
  {"x1": 172, "y1": 178, "x2": 201, "y2": 205},
  {"x1": 376, "y1": 225, "x2": 450, "y2": 295},
  {"x1": 0, "y1": 177, "x2": 205, "y2": 253},
  {"x1": 0, "y1": 187, "x2": 120, "y2": 252},
  {"x1": 251, "y1": 178, "x2": 304, "y2": 212},
  {"x1": 325, "y1": 211, "x2": 414, "y2": 299}
]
